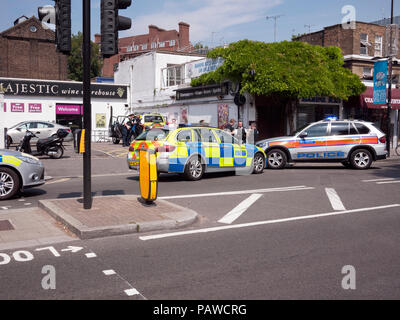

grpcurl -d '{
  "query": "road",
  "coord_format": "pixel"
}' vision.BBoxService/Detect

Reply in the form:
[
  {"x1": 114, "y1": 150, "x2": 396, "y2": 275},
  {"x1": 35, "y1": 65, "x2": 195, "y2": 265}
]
[{"x1": 1, "y1": 144, "x2": 400, "y2": 300}]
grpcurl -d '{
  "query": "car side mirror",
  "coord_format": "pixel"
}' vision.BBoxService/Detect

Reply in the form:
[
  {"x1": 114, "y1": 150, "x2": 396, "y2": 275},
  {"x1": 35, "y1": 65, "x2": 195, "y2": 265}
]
[
  {"x1": 16, "y1": 128, "x2": 21, "y2": 132},
  {"x1": 299, "y1": 132, "x2": 308, "y2": 139}
]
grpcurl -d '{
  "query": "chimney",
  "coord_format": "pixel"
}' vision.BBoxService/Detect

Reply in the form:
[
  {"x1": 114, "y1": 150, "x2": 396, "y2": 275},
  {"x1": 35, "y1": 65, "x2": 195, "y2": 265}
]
[
  {"x1": 178, "y1": 22, "x2": 190, "y2": 49},
  {"x1": 94, "y1": 33, "x2": 101, "y2": 45},
  {"x1": 149, "y1": 25, "x2": 159, "y2": 39}
]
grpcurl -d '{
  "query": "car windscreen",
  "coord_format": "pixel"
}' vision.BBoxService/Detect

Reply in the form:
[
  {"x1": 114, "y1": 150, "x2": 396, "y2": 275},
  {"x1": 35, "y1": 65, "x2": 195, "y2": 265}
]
[
  {"x1": 135, "y1": 128, "x2": 169, "y2": 141},
  {"x1": 144, "y1": 115, "x2": 164, "y2": 123},
  {"x1": 9, "y1": 122, "x2": 25, "y2": 129}
]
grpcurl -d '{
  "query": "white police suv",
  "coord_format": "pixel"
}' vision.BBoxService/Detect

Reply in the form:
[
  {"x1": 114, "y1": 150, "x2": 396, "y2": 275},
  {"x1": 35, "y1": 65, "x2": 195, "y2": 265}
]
[{"x1": 256, "y1": 119, "x2": 387, "y2": 170}]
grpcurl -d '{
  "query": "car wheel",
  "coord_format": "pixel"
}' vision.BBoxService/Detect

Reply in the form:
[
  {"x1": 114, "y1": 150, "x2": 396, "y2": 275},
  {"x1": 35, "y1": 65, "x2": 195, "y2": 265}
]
[
  {"x1": 49, "y1": 146, "x2": 64, "y2": 159},
  {"x1": 112, "y1": 137, "x2": 120, "y2": 144},
  {"x1": 266, "y1": 149, "x2": 287, "y2": 169},
  {"x1": 350, "y1": 149, "x2": 373, "y2": 170},
  {"x1": 184, "y1": 156, "x2": 204, "y2": 181},
  {"x1": 0, "y1": 167, "x2": 20, "y2": 200},
  {"x1": 253, "y1": 153, "x2": 265, "y2": 174}
]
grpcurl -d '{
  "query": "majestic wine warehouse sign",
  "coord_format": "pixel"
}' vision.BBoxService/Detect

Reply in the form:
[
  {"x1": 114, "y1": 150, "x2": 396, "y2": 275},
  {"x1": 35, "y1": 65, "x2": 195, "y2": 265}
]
[{"x1": 0, "y1": 78, "x2": 128, "y2": 100}]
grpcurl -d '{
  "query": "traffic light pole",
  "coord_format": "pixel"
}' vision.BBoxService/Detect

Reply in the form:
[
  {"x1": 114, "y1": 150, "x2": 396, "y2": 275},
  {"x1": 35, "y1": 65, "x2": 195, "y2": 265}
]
[{"x1": 83, "y1": 0, "x2": 92, "y2": 209}]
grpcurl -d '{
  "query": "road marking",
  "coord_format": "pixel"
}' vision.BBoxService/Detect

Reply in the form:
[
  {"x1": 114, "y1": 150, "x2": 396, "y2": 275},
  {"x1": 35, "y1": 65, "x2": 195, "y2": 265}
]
[
  {"x1": 103, "y1": 269, "x2": 116, "y2": 276},
  {"x1": 376, "y1": 180, "x2": 400, "y2": 184},
  {"x1": 24, "y1": 203, "x2": 32, "y2": 206},
  {"x1": 325, "y1": 188, "x2": 346, "y2": 211},
  {"x1": 61, "y1": 246, "x2": 84, "y2": 253},
  {"x1": 124, "y1": 288, "x2": 140, "y2": 296},
  {"x1": 218, "y1": 194, "x2": 263, "y2": 224},
  {"x1": 139, "y1": 204, "x2": 400, "y2": 241},
  {"x1": 46, "y1": 178, "x2": 71, "y2": 185},
  {"x1": 159, "y1": 186, "x2": 314, "y2": 200},
  {"x1": 362, "y1": 178, "x2": 395, "y2": 182},
  {"x1": 1, "y1": 207, "x2": 9, "y2": 210},
  {"x1": 85, "y1": 253, "x2": 97, "y2": 258}
]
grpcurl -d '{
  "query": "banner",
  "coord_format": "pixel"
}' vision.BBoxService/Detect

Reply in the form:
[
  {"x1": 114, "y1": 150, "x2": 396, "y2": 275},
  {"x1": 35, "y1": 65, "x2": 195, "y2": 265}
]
[
  {"x1": 218, "y1": 104, "x2": 229, "y2": 129},
  {"x1": 373, "y1": 60, "x2": 388, "y2": 105}
]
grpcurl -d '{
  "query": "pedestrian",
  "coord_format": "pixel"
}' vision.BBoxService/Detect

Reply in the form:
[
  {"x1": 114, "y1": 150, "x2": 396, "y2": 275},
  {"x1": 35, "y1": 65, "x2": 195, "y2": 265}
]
[
  {"x1": 126, "y1": 114, "x2": 135, "y2": 144},
  {"x1": 225, "y1": 119, "x2": 236, "y2": 135},
  {"x1": 235, "y1": 121, "x2": 247, "y2": 144},
  {"x1": 247, "y1": 122, "x2": 259, "y2": 144},
  {"x1": 122, "y1": 115, "x2": 132, "y2": 147}
]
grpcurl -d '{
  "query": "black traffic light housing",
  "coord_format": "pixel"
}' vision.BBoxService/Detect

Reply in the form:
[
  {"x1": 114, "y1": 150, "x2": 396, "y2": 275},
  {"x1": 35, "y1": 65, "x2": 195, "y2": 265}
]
[
  {"x1": 38, "y1": 0, "x2": 71, "y2": 54},
  {"x1": 101, "y1": 0, "x2": 132, "y2": 58}
]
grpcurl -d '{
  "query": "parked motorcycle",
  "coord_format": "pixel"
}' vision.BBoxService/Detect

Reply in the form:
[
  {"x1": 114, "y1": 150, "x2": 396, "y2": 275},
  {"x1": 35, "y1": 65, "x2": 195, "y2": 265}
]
[{"x1": 16, "y1": 129, "x2": 69, "y2": 159}]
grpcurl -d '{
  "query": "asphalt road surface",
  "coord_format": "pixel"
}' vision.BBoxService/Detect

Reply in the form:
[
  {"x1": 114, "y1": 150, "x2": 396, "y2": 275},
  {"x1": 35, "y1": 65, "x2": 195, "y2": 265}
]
[{"x1": 1, "y1": 144, "x2": 400, "y2": 300}]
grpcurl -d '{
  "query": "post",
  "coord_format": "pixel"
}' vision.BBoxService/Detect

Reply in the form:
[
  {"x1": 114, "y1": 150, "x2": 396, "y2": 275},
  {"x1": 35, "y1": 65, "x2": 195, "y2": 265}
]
[
  {"x1": 83, "y1": 0, "x2": 92, "y2": 209},
  {"x1": 0, "y1": 92, "x2": 4, "y2": 149},
  {"x1": 386, "y1": 0, "x2": 394, "y2": 157}
]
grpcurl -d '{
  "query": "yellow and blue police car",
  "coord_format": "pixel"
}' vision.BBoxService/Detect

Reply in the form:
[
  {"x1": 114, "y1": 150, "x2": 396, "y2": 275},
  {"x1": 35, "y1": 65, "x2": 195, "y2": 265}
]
[
  {"x1": 0, "y1": 149, "x2": 45, "y2": 200},
  {"x1": 127, "y1": 125, "x2": 266, "y2": 180}
]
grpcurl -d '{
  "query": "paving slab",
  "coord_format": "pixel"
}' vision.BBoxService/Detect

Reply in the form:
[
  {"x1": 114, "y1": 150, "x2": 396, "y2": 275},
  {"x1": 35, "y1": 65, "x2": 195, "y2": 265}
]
[{"x1": 39, "y1": 195, "x2": 198, "y2": 240}]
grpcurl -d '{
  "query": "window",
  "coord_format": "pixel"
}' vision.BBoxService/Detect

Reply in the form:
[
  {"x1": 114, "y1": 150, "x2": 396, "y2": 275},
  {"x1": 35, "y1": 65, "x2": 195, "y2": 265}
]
[
  {"x1": 163, "y1": 64, "x2": 184, "y2": 87},
  {"x1": 360, "y1": 33, "x2": 369, "y2": 55},
  {"x1": 144, "y1": 115, "x2": 164, "y2": 123},
  {"x1": 158, "y1": 42, "x2": 165, "y2": 48},
  {"x1": 135, "y1": 128, "x2": 169, "y2": 141},
  {"x1": 27, "y1": 122, "x2": 38, "y2": 129},
  {"x1": 177, "y1": 130, "x2": 192, "y2": 142},
  {"x1": 198, "y1": 128, "x2": 217, "y2": 143},
  {"x1": 214, "y1": 129, "x2": 238, "y2": 144},
  {"x1": 37, "y1": 122, "x2": 53, "y2": 128},
  {"x1": 350, "y1": 123, "x2": 358, "y2": 135},
  {"x1": 330, "y1": 122, "x2": 349, "y2": 136},
  {"x1": 151, "y1": 42, "x2": 157, "y2": 49},
  {"x1": 374, "y1": 35, "x2": 383, "y2": 56},
  {"x1": 363, "y1": 67, "x2": 373, "y2": 78},
  {"x1": 302, "y1": 123, "x2": 328, "y2": 137},
  {"x1": 141, "y1": 44, "x2": 147, "y2": 50},
  {"x1": 127, "y1": 46, "x2": 133, "y2": 52},
  {"x1": 354, "y1": 123, "x2": 370, "y2": 134},
  {"x1": 134, "y1": 45, "x2": 139, "y2": 51},
  {"x1": 169, "y1": 40, "x2": 176, "y2": 47}
]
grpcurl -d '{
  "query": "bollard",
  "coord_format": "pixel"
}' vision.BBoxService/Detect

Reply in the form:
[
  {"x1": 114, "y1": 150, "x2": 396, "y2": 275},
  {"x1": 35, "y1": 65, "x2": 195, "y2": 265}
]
[{"x1": 139, "y1": 148, "x2": 158, "y2": 204}]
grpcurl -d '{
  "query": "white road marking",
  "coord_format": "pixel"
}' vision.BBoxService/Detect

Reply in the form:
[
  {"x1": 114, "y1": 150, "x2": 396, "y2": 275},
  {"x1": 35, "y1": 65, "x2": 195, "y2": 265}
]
[
  {"x1": 362, "y1": 178, "x2": 395, "y2": 182},
  {"x1": 35, "y1": 246, "x2": 61, "y2": 257},
  {"x1": 124, "y1": 288, "x2": 140, "y2": 296},
  {"x1": 103, "y1": 269, "x2": 116, "y2": 276},
  {"x1": 140, "y1": 204, "x2": 400, "y2": 241},
  {"x1": 159, "y1": 186, "x2": 314, "y2": 200},
  {"x1": 85, "y1": 252, "x2": 97, "y2": 258},
  {"x1": 24, "y1": 203, "x2": 32, "y2": 206},
  {"x1": 325, "y1": 188, "x2": 346, "y2": 211},
  {"x1": 18, "y1": 199, "x2": 25, "y2": 202},
  {"x1": 1, "y1": 207, "x2": 9, "y2": 210},
  {"x1": 61, "y1": 246, "x2": 84, "y2": 253},
  {"x1": 376, "y1": 180, "x2": 400, "y2": 184},
  {"x1": 46, "y1": 178, "x2": 71, "y2": 185},
  {"x1": 218, "y1": 194, "x2": 263, "y2": 224}
]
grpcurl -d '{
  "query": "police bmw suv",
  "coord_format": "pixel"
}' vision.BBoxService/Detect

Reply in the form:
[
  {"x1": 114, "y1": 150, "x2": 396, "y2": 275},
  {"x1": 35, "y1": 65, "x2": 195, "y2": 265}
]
[{"x1": 256, "y1": 119, "x2": 387, "y2": 170}]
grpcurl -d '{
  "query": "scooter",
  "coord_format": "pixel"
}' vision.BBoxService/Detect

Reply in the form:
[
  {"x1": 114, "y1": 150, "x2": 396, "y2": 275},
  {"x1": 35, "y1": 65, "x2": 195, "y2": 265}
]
[{"x1": 16, "y1": 129, "x2": 69, "y2": 159}]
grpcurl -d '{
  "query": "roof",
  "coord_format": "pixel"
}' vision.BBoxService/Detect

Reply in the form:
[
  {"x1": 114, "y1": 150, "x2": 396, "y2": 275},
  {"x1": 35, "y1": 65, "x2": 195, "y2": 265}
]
[{"x1": 0, "y1": 16, "x2": 55, "y2": 40}]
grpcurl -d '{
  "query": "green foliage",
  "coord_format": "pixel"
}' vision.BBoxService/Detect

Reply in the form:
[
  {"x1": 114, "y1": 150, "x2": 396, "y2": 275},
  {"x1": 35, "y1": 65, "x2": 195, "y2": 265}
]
[
  {"x1": 68, "y1": 32, "x2": 103, "y2": 81},
  {"x1": 191, "y1": 40, "x2": 365, "y2": 100}
]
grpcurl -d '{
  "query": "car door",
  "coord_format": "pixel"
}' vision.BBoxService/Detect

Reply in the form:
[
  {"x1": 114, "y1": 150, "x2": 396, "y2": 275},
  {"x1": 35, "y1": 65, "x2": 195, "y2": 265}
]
[
  {"x1": 214, "y1": 129, "x2": 247, "y2": 167},
  {"x1": 13, "y1": 123, "x2": 29, "y2": 142},
  {"x1": 293, "y1": 122, "x2": 328, "y2": 160},
  {"x1": 197, "y1": 128, "x2": 220, "y2": 168},
  {"x1": 325, "y1": 122, "x2": 358, "y2": 159}
]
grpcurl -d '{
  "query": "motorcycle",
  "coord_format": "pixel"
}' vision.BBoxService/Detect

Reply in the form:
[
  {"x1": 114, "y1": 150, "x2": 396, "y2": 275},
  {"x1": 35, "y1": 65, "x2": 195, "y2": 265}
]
[{"x1": 16, "y1": 129, "x2": 69, "y2": 159}]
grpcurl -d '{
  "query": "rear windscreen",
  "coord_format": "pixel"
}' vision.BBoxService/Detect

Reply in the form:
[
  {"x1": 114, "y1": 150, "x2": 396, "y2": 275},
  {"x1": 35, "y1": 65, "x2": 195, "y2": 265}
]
[{"x1": 135, "y1": 128, "x2": 169, "y2": 141}]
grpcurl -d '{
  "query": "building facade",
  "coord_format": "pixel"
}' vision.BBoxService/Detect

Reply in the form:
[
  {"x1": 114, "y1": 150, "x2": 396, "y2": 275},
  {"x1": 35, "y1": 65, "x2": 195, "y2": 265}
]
[
  {"x1": 97, "y1": 22, "x2": 193, "y2": 78},
  {"x1": 0, "y1": 16, "x2": 68, "y2": 81}
]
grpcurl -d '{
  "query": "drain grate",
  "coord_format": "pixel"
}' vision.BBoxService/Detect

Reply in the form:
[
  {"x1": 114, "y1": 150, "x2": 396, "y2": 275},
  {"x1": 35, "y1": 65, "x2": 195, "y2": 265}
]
[{"x1": 0, "y1": 220, "x2": 14, "y2": 231}]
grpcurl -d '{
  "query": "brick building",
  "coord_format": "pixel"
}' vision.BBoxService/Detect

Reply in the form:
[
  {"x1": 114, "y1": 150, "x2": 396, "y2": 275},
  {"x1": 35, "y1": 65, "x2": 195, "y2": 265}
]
[
  {"x1": 0, "y1": 16, "x2": 68, "y2": 81},
  {"x1": 96, "y1": 22, "x2": 193, "y2": 78}
]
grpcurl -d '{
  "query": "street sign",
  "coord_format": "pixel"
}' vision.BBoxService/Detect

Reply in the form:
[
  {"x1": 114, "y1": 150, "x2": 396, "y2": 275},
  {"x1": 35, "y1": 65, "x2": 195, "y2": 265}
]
[
  {"x1": 373, "y1": 60, "x2": 388, "y2": 105},
  {"x1": 385, "y1": 24, "x2": 399, "y2": 57}
]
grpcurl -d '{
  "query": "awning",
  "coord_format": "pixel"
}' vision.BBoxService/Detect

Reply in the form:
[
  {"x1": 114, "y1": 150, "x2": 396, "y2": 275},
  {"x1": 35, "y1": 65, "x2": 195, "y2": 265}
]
[{"x1": 360, "y1": 86, "x2": 400, "y2": 109}]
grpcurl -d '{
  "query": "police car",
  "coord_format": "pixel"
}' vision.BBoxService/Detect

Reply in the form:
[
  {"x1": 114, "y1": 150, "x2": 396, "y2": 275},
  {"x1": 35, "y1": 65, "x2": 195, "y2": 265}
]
[
  {"x1": 0, "y1": 149, "x2": 45, "y2": 200},
  {"x1": 127, "y1": 125, "x2": 266, "y2": 180},
  {"x1": 256, "y1": 118, "x2": 387, "y2": 170}
]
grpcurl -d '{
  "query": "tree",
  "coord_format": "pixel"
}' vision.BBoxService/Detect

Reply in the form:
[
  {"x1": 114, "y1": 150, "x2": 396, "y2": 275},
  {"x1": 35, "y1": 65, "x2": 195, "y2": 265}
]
[
  {"x1": 191, "y1": 40, "x2": 366, "y2": 132},
  {"x1": 68, "y1": 32, "x2": 103, "y2": 81}
]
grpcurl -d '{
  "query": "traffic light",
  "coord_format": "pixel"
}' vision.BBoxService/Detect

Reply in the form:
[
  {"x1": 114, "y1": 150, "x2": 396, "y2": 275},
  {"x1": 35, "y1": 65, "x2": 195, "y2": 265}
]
[
  {"x1": 101, "y1": 0, "x2": 132, "y2": 58},
  {"x1": 38, "y1": 0, "x2": 71, "y2": 54}
]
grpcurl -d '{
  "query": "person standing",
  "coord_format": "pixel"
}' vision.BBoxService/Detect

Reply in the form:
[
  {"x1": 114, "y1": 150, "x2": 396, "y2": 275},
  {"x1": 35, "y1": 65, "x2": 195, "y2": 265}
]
[
  {"x1": 247, "y1": 122, "x2": 259, "y2": 144},
  {"x1": 126, "y1": 114, "x2": 135, "y2": 144},
  {"x1": 225, "y1": 119, "x2": 236, "y2": 135},
  {"x1": 235, "y1": 121, "x2": 247, "y2": 144}
]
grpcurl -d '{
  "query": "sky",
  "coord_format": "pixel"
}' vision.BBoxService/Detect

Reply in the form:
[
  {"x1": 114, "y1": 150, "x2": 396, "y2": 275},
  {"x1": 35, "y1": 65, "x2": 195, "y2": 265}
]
[{"x1": 0, "y1": 0, "x2": 397, "y2": 46}]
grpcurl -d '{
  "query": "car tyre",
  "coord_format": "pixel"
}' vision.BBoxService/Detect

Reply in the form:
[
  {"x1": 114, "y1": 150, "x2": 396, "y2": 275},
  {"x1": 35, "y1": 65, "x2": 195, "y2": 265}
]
[
  {"x1": 0, "y1": 167, "x2": 20, "y2": 200},
  {"x1": 253, "y1": 153, "x2": 265, "y2": 174},
  {"x1": 184, "y1": 156, "x2": 204, "y2": 181},
  {"x1": 49, "y1": 146, "x2": 64, "y2": 159},
  {"x1": 266, "y1": 149, "x2": 287, "y2": 169},
  {"x1": 350, "y1": 149, "x2": 373, "y2": 170}
]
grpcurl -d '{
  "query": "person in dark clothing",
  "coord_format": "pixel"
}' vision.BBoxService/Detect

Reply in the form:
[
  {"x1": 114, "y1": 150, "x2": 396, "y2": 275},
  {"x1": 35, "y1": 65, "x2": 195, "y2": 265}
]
[
  {"x1": 225, "y1": 119, "x2": 236, "y2": 135},
  {"x1": 126, "y1": 114, "x2": 135, "y2": 145}
]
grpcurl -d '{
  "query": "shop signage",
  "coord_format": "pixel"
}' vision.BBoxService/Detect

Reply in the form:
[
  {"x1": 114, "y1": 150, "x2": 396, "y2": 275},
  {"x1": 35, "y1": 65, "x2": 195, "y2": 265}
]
[
  {"x1": 56, "y1": 104, "x2": 82, "y2": 115},
  {"x1": 176, "y1": 83, "x2": 228, "y2": 100},
  {"x1": 11, "y1": 103, "x2": 24, "y2": 112},
  {"x1": 186, "y1": 58, "x2": 224, "y2": 79},
  {"x1": 28, "y1": 103, "x2": 42, "y2": 113},
  {"x1": 300, "y1": 96, "x2": 341, "y2": 104},
  {"x1": 0, "y1": 78, "x2": 128, "y2": 100},
  {"x1": 372, "y1": 60, "x2": 387, "y2": 105}
]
